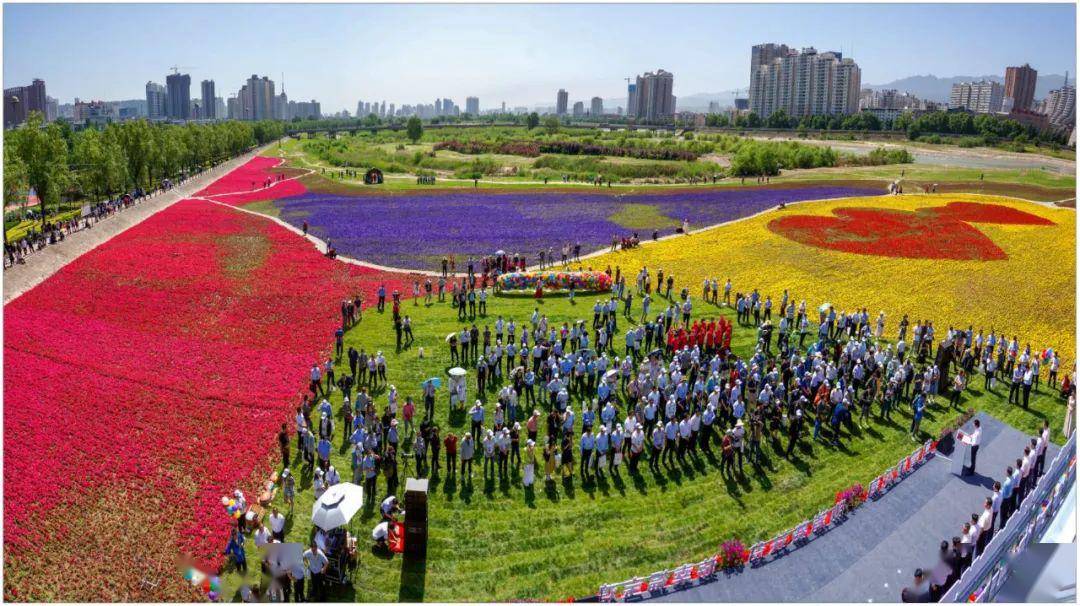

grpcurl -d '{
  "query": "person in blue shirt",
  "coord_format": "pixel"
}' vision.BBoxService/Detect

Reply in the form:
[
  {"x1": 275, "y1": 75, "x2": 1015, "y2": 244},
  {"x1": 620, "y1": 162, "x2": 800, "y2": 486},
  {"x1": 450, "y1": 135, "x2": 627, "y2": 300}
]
[
  {"x1": 1000, "y1": 465, "x2": 1016, "y2": 527},
  {"x1": 317, "y1": 436, "x2": 331, "y2": 470},
  {"x1": 910, "y1": 393, "x2": 926, "y2": 440},
  {"x1": 224, "y1": 527, "x2": 247, "y2": 573}
]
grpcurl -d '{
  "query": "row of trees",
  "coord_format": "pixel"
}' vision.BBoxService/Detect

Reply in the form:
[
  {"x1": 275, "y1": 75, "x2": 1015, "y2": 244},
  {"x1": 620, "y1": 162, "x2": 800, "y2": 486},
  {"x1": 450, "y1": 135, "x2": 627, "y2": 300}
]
[
  {"x1": 4, "y1": 113, "x2": 285, "y2": 225},
  {"x1": 704, "y1": 109, "x2": 1070, "y2": 146}
]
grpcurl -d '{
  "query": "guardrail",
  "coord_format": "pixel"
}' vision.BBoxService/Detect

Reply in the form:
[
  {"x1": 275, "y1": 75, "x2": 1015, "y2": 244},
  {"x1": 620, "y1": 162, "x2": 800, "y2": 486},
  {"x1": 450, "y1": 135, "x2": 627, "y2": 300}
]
[
  {"x1": 940, "y1": 431, "x2": 1077, "y2": 603},
  {"x1": 597, "y1": 439, "x2": 936, "y2": 602}
]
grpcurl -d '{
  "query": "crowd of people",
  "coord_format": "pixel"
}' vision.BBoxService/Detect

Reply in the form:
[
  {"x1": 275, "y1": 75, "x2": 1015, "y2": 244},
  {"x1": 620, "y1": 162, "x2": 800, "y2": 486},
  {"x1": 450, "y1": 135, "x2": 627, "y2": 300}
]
[
  {"x1": 901, "y1": 418, "x2": 1055, "y2": 602},
  {"x1": 229, "y1": 254, "x2": 1074, "y2": 601}
]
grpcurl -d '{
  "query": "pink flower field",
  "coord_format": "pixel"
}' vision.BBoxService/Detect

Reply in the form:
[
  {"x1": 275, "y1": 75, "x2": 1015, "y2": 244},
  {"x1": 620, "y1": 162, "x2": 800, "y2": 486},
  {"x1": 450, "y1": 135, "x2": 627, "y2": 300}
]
[{"x1": 3, "y1": 159, "x2": 420, "y2": 601}]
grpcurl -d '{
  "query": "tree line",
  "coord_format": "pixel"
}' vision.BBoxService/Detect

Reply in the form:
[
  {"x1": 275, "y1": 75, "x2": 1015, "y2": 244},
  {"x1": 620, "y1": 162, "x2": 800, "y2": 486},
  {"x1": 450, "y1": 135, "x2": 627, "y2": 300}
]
[
  {"x1": 4, "y1": 112, "x2": 285, "y2": 223},
  {"x1": 704, "y1": 109, "x2": 1070, "y2": 146}
]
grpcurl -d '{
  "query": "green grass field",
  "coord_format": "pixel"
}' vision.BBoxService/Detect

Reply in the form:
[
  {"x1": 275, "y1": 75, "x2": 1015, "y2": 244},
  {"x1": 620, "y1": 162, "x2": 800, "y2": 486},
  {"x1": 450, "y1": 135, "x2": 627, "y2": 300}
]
[
  {"x1": 266, "y1": 138, "x2": 1075, "y2": 199},
  {"x1": 220, "y1": 286, "x2": 1067, "y2": 602}
]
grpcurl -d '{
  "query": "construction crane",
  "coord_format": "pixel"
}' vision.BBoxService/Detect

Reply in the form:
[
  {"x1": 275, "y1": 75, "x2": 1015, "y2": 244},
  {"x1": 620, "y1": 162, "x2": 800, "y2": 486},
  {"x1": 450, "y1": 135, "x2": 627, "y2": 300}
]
[{"x1": 169, "y1": 65, "x2": 196, "y2": 75}]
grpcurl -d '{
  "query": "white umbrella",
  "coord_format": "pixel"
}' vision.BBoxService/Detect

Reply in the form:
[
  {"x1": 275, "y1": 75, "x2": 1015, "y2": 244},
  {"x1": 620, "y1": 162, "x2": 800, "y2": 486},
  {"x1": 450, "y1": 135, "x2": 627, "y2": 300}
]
[{"x1": 311, "y1": 482, "x2": 364, "y2": 531}]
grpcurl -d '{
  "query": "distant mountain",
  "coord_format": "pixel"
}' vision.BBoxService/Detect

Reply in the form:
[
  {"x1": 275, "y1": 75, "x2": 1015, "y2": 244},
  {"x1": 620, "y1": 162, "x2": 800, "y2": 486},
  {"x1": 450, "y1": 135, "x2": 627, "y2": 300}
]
[{"x1": 866, "y1": 73, "x2": 1070, "y2": 104}]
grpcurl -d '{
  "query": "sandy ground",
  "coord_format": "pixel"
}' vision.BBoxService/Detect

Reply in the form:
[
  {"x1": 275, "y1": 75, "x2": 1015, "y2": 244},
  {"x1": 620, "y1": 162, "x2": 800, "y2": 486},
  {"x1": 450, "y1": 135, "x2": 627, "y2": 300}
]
[{"x1": 2, "y1": 149, "x2": 265, "y2": 304}]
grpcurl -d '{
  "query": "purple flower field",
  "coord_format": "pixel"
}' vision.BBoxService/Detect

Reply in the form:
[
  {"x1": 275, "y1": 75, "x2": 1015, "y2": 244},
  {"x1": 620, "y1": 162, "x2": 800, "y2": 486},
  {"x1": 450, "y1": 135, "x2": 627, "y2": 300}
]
[{"x1": 273, "y1": 186, "x2": 878, "y2": 270}]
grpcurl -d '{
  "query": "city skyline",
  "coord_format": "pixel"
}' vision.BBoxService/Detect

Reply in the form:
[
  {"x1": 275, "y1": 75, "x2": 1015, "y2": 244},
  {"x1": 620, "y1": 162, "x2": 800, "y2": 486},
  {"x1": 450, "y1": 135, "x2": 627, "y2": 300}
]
[{"x1": 4, "y1": 3, "x2": 1075, "y2": 113}]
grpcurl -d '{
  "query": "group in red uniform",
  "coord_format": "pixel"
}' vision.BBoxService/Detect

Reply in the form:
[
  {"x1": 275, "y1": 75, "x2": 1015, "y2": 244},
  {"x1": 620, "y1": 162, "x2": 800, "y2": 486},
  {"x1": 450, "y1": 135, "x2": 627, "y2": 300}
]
[{"x1": 665, "y1": 317, "x2": 733, "y2": 355}]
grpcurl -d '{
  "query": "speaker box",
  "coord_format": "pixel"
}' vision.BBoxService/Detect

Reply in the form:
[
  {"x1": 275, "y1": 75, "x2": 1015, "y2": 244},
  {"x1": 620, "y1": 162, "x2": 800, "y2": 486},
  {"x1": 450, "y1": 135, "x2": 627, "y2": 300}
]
[{"x1": 404, "y1": 478, "x2": 429, "y2": 560}]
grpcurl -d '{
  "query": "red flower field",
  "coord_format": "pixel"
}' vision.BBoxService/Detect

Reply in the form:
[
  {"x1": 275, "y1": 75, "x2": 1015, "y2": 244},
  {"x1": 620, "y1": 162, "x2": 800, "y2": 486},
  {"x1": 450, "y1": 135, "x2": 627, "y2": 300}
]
[
  {"x1": 3, "y1": 159, "x2": 419, "y2": 601},
  {"x1": 768, "y1": 201, "x2": 1054, "y2": 261}
]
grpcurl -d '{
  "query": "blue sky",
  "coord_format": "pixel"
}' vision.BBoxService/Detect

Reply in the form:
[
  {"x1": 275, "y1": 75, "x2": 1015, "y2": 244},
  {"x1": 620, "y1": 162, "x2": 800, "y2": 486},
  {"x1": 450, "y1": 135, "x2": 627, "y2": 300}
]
[{"x1": 4, "y1": 3, "x2": 1076, "y2": 112}]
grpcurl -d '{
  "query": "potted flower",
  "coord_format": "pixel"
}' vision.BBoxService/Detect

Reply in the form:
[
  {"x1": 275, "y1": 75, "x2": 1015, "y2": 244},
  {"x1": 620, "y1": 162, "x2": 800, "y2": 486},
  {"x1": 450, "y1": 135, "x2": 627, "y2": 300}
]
[{"x1": 717, "y1": 538, "x2": 748, "y2": 571}]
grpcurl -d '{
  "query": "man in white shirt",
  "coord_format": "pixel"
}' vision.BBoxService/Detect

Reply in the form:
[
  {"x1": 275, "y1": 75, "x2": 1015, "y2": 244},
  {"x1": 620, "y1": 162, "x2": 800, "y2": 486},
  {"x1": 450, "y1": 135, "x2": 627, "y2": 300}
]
[
  {"x1": 303, "y1": 540, "x2": 329, "y2": 601},
  {"x1": 269, "y1": 507, "x2": 286, "y2": 542},
  {"x1": 977, "y1": 498, "x2": 994, "y2": 552},
  {"x1": 1036, "y1": 421, "x2": 1050, "y2": 478},
  {"x1": 253, "y1": 523, "x2": 272, "y2": 548},
  {"x1": 965, "y1": 419, "x2": 982, "y2": 476}
]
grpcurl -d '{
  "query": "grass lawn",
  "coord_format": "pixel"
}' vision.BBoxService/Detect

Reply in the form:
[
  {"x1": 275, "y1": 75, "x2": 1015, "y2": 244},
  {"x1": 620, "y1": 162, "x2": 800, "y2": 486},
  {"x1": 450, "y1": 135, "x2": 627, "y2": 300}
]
[
  {"x1": 4, "y1": 207, "x2": 83, "y2": 242},
  {"x1": 220, "y1": 284, "x2": 1067, "y2": 602},
  {"x1": 266, "y1": 139, "x2": 1075, "y2": 198}
]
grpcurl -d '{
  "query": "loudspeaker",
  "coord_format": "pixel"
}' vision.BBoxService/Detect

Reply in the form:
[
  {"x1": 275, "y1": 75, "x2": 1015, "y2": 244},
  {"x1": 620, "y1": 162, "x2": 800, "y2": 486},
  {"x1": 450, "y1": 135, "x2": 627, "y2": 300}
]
[
  {"x1": 935, "y1": 341, "x2": 954, "y2": 393},
  {"x1": 404, "y1": 478, "x2": 429, "y2": 560}
]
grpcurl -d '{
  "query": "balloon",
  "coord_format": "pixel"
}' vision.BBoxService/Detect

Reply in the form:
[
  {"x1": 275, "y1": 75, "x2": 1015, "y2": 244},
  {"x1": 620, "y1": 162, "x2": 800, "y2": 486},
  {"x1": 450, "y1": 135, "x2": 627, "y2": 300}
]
[
  {"x1": 210, "y1": 577, "x2": 221, "y2": 592},
  {"x1": 228, "y1": 499, "x2": 236, "y2": 508},
  {"x1": 220, "y1": 496, "x2": 230, "y2": 506},
  {"x1": 182, "y1": 568, "x2": 194, "y2": 581},
  {"x1": 208, "y1": 591, "x2": 219, "y2": 602},
  {"x1": 233, "y1": 510, "x2": 242, "y2": 519}
]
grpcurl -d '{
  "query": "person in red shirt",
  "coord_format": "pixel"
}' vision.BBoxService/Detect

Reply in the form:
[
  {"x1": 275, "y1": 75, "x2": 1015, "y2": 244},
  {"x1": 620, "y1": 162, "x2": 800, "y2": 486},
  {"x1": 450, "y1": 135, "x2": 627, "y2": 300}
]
[{"x1": 443, "y1": 432, "x2": 459, "y2": 478}]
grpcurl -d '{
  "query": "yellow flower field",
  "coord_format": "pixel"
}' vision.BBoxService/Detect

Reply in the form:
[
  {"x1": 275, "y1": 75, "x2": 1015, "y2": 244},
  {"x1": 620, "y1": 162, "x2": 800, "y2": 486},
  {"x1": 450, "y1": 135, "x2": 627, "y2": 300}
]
[{"x1": 591, "y1": 193, "x2": 1076, "y2": 361}]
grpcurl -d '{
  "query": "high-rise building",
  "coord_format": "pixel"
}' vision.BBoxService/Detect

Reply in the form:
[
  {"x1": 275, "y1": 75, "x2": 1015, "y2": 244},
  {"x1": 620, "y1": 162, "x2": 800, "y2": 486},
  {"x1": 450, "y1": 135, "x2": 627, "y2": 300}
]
[
  {"x1": 590, "y1": 96, "x2": 604, "y2": 116},
  {"x1": 1044, "y1": 84, "x2": 1076, "y2": 128},
  {"x1": 750, "y1": 43, "x2": 791, "y2": 88},
  {"x1": 465, "y1": 96, "x2": 480, "y2": 115},
  {"x1": 749, "y1": 47, "x2": 861, "y2": 117},
  {"x1": 238, "y1": 75, "x2": 275, "y2": 120},
  {"x1": 288, "y1": 100, "x2": 321, "y2": 120},
  {"x1": 556, "y1": 89, "x2": 569, "y2": 115},
  {"x1": 45, "y1": 96, "x2": 58, "y2": 122},
  {"x1": 858, "y1": 88, "x2": 924, "y2": 111},
  {"x1": 1004, "y1": 64, "x2": 1038, "y2": 112},
  {"x1": 201, "y1": 80, "x2": 216, "y2": 120},
  {"x1": 215, "y1": 97, "x2": 225, "y2": 119},
  {"x1": 226, "y1": 95, "x2": 240, "y2": 120},
  {"x1": 3, "y1": 78, "x2": 47, "y2": 127},
  {"x1": 145, "y1": 81, "x2": 166, "y2": 120},
  {"x1": 572, "y1": 101, "x2": 584, "y2": 117},
  {"x1": 630, "y1": 69, "x2": 676, "y2": 122},
  {"x1": 165, "y1": 72, "x2": 191, "y2": 120},
  {"x1": 626, "y1": 83, "x2": 637, "y2": 117},
  {"x1": 949, "y1": 80, "x2": 1004, "y2": 114}
]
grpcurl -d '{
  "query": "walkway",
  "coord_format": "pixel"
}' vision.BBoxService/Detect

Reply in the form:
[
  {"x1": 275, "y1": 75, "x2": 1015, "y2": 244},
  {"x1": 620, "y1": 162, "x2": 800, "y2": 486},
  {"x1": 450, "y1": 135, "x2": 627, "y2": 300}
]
[
  {"x1": 653, "y1": 413, "x2": 1057, "y2": 603},
  {"x1": 3, "y1": 149, "x2": 265, "y2": 304}
]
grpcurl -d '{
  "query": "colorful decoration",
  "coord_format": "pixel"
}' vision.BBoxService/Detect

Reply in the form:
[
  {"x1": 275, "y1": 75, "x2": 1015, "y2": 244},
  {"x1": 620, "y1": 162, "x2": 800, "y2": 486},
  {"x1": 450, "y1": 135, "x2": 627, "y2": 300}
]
[{"x1": 497, "y1": 271, "x2": 613, "y2": 293}]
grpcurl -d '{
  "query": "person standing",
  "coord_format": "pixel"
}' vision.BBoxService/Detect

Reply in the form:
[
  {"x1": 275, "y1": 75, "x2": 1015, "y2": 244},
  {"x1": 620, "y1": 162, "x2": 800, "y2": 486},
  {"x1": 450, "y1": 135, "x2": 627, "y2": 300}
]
[
  {"x1": 444, "y1": 431, "x2": 458, "y2": 479},
  {"x1": 303, "y1": 541, "x2": 329, "y2": 601},
  {"x1": 966, "y1": 419, "x2": 981, "y2": 476},
  {"x1": 269, "y1": 507, "x2": 286, "y2": 542},
  {"x1": 278, "y1": 423, "x2": 291, "y2": 467}
]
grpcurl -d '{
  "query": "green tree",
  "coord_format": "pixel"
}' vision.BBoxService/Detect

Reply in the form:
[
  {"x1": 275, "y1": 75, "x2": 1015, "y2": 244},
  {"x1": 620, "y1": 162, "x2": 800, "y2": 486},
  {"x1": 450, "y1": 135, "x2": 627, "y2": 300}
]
[
  {"x1": 766, "y1": 110, "x2": 791, "y2": 129},
  {"x1": 526, "y1": 112, "x2": 540, "y2": 130},
  {"x1": 406, "y1": 116, "x2": 423, "y2": 143},
  {"x1": 6, "y1": 112, "x2": 72, "y2": 227},
  {"x1": 542, "y1": 115, "x2": 560, "y2": 134}
]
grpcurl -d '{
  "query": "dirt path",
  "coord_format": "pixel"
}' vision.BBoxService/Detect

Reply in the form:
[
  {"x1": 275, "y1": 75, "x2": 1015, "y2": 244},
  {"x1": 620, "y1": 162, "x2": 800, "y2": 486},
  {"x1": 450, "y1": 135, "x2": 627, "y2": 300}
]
[{"x1": 3, "y1": 149, "x2": 266, "y2": 304}]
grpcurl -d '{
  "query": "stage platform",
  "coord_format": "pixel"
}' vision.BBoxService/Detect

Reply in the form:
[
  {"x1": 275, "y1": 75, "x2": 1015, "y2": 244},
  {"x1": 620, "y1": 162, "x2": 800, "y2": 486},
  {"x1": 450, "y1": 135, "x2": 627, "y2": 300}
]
[{"x1": 654, "y1": 413, "x2": 1059, "y2": 603}]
